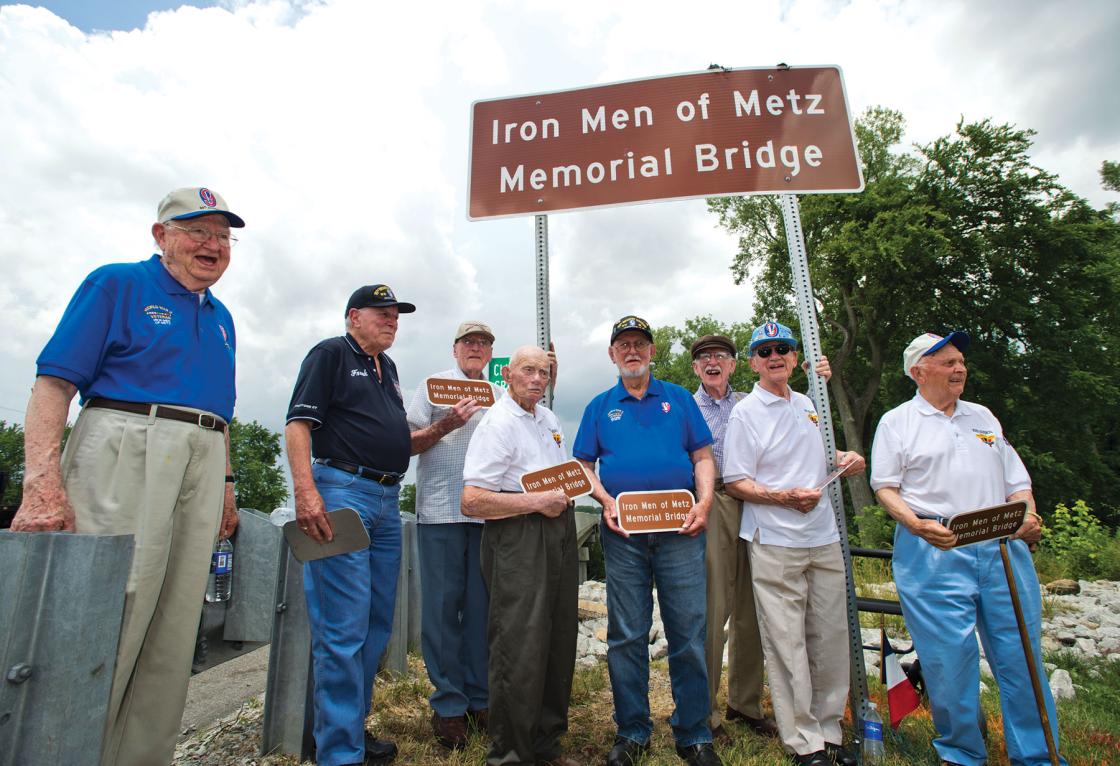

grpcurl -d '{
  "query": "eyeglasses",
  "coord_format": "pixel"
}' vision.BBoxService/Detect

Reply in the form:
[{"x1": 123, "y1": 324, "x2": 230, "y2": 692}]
[
  {"x1": 755, "y1": 343, "x2": 793, "y2": 358},
  {"x1": 613, "y1": 340, "x2": 651, "y2": 353},
  {"x1": 165, "y1": 223, "x2": 238, "y2": 248},
  {"x1": 458, "y1": 338, "x2": 493, "y2": 348},
  {"x1": 696, "y1": 352, "x2": 733, "y2": 363}
]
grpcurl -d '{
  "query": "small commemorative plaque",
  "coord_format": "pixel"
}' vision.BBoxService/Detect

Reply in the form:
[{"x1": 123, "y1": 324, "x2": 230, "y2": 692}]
[
  {"x1": 520, "y1": 459, "x2": 592, "y2": 500},
  {"x1": 946, "y1": 501, "x2": 1027, "y2": 548},
  {"x1": 615, "y1": 489, "x2": 696, "y2": 534},
  {"x1": 425, "y1": 377, "x2": 497, "y2": 407}
]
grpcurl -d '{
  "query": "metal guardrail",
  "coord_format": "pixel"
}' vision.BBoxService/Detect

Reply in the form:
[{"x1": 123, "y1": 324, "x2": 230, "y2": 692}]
[
  {"x1": 851, "y1": 546, "x2": 903, "y2": 617},
  {"x1": 0, "y1": 531, "x2": 134, "y2": 766}
]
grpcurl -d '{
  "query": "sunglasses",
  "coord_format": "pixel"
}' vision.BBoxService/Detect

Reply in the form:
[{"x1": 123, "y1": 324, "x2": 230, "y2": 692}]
[{"x1": 755, "y1": 343, "x2": 793, "y2": 358}]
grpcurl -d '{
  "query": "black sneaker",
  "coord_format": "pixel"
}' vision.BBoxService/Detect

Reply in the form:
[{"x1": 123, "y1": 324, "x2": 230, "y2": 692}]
[{"x1": 675, "y1": 743, "x2": 722, "y2": 766}]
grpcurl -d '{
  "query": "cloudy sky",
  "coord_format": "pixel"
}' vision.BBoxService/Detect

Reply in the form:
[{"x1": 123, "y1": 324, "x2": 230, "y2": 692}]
[{"x1": 2, "y1": 0, "x2": 1117, "y2": 487}]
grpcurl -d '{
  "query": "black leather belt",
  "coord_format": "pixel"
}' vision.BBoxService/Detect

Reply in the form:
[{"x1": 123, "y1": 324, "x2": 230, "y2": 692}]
[
  {"x1": 87, "y1": 397, "x2": 226, "y2": 433},
  {"x1": 315, "y1": 458, "x2": 402, "y2": 485}
]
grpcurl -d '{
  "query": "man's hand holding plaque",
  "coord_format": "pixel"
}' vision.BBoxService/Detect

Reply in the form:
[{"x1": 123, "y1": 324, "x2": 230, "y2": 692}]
[{"x1": 425, "y1": 377, "x2": 497, "y2": 408}]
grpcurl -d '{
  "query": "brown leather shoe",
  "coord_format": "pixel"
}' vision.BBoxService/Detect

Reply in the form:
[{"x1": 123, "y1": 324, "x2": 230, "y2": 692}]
[
  {"x1": 430, "y1": 712, "x2": 468, "y2": 749},
  {"x1": 536, "y1": 756, "x2": 583, "y2": 766},
  {"x1": 467, "y1": 707, "x2": 489, "y2": 732},
  {"x1": 725, "y1": 706, "x2": 780, "y2": 738}
]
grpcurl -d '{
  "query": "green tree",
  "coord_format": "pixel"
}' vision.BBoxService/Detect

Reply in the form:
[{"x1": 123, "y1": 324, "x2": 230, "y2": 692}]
[
  {"x1": 399, "y1": 483, "x2": 416, "y2": 515},
  {"x1": 0, "y1": 421, "x2": 24, "y2": 506},
  {"x1": 1102, "y1": 160, "x2": 1120, "y2": 193},
  {"x1": 709, "y1": 108, "x2": 1120, "y2": 522},
  {"x1": 229, "y1": 418, "x2": 288, "y2": 512}
]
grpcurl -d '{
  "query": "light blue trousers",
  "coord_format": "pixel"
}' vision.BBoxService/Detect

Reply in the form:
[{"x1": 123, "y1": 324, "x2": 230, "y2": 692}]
[{"x1": 893, "y1": 528, "x2": 1067, "y2": 766}]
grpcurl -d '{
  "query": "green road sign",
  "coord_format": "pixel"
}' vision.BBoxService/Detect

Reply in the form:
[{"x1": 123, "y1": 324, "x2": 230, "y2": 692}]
[{"x1": 488, "y1": 357, "x2": 509, "y2": 388}]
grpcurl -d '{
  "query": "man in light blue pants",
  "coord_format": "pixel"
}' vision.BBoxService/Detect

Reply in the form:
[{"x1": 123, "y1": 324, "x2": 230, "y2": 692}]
[{"x1": 871, "y1": 331, "x2": 1065, "y2": 766}]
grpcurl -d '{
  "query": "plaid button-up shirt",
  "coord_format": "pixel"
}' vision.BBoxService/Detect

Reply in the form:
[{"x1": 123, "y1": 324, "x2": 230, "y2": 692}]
[{"x1": 693, "y1": 384, "x2": 747, "y2": 477}]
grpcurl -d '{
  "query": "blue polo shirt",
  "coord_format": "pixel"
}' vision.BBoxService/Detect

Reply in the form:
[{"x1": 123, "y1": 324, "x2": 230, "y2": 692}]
[
  {"x1": 573, "y1": 376, "x2": 713, "y2": 497},
  {"x1": 37, "y1": 255, "x2": 236, "y2": 422}
]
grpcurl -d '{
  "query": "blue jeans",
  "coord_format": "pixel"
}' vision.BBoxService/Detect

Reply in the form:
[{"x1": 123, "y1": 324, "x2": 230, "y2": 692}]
[
  {"x1": 419, "y1": 522, "x2": 489, "y2": 717},
  {"x1": 304, "y1": 464, "x2": 402, "y2": 766},
  {"x1": 601, "y1": 523, "x2": 711, "y2": 747},
  {"x1": 894, "y1": 528, "x2": 1067, "y2": 766}
]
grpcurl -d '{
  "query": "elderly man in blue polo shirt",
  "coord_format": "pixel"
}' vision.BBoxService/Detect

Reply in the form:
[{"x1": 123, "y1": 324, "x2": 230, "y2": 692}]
[
  {"x1": 285, "y1": 284, "x2": 417, "y2": 766},
  {"x1": 574, "y1": 315, "x2": 721, "y2": 766},
  {"x1": 11, "y1": 187, "x2": 243, "y2": 766}
]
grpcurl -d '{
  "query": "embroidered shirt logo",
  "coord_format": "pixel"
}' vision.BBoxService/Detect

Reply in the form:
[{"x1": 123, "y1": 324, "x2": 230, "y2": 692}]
[
  {"x1": 973, "y1": 430, "x2": 996, "y2": 447},
  {"x1": 608, "y1": 408, "x2": 623, "y2": 422},
  {"x1": 806, "y1": 410, "x2": 819, "y2": 425},
  {"x1": 350, "y1": 368, "x2": 369, "y2": 377},
  {"x1": 551, "y1": 429, "x2": 563, "y2": 446},
  {"x1": 217, "y1": 324, "x2": 231, "y2": 350},
  {"x1": 144, "y1": 304, "x2": 173, "y2": 325},
  {"x1": 662, "y1": 402, "x2": 671, "y2": 414}
]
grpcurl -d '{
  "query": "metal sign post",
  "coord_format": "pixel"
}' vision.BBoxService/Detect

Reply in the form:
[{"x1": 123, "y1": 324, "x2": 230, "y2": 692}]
[
  {"x1": 535, "y1": 214, "x2": 553, "y2": 408},
  {"x1": 779, "y1": 193, "x2": 871, "y2": 734}
]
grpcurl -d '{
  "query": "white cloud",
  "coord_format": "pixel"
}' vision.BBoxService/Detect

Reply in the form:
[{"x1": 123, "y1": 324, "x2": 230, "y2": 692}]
[{"x1": 1, "y1": 0, "x2": 1117, "y2": 454}]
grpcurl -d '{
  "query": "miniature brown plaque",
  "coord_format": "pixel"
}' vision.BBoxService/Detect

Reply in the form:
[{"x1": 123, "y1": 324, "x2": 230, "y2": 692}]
[
  {"x1": 520, "y1": 459, "x2": 593, "y2": 499},
  {"x1": 425, "y1": 377, "x2": 497, "y2": 407},
  {"x1": 615, "y1": 489, "x2": 696, "y2": 534},
  {"x1": 946, "y1": 501, "x2": 1027, "y2": 548}
]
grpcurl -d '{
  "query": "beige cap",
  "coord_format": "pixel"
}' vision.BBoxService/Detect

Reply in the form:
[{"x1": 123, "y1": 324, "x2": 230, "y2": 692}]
[
  {"x1": 157, "y1": 187, "x2": 245, "y2": 228},
  {"x1": 455, "y1": 321, "x2": 494, "y2": 342}
]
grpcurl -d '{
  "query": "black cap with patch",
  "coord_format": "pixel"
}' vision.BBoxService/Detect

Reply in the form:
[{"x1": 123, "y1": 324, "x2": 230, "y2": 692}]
[
  {"x1": 610, "y1": 315, "x2": 653, "y2": 343},
  {"x1": 345, "y1": 284, "x2": 416, "y2": 316}
]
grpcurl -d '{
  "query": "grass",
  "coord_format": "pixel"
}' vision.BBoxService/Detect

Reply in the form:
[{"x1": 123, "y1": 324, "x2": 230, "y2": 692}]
[{"x1": 226, "y1": 649, "x2": 1119, "y2": 766}]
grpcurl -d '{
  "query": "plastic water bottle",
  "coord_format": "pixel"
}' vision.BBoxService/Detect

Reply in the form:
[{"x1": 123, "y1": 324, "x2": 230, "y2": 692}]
[
  {"x1": 205, "y1": 538, "x2": 234, "y2": 603},
  {"x1": 862, "y1": 702, "x2": 885, "y2": 763}
]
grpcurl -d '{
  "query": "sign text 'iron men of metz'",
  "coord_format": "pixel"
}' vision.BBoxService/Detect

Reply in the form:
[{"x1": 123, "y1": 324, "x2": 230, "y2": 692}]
[{"x1": 468, "y1": 66, "x2": 863, "y2": 220}]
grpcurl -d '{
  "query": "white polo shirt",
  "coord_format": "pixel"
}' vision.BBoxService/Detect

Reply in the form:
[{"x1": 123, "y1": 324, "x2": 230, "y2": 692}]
[
  {"x1": 724, "y1": 383, "x2": 838, "y2": 548},
  {"x1": 870, "y1": 393, "x2": 1031, "y2": 519},
  {"x1": 463, "y1": 391, "x2": 567, "y2": 493}
]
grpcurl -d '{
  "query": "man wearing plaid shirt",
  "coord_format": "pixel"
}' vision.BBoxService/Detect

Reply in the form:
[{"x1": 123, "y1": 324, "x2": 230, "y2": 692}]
[{"x1": 407, "y1": 321, "x2": 557, "y2": 750}]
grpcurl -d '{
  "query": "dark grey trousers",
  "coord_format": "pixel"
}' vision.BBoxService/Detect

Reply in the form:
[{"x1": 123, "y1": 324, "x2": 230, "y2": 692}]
[{"x1": 481, "y1": 506, "x2": 579, "y2": 766}]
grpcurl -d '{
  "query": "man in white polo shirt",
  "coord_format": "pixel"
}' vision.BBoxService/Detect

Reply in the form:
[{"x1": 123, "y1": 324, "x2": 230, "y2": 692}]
[
  {"x1": 723, "y1": 322, "x2": 864, "y2": 766},
  {"x1": 870, "y1": 331, "x2": 1062, "y2": 766},
  {"x1": 461, "y1": 345, "x2": 590, "y2": 766}
]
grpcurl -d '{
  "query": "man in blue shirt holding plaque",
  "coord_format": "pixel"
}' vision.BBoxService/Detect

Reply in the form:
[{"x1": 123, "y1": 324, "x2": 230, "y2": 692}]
[
  {"x1": 574, "y1": 315, "x2": 721, "y2": 766},
  {"x1": 11, "y1": 187, "x2": 243, "y2": 766}
]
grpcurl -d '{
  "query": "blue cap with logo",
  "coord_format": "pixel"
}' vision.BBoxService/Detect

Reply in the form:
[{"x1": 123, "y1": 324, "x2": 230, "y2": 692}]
[{"x1": 749, "y1": 321, "x2": 799, "y2": 354}]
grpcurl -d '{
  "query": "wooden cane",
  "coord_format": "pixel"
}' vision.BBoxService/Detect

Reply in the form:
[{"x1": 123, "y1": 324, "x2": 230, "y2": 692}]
[{"x1": 998, "y1": 537, "x2": 1061, "y2": 766}]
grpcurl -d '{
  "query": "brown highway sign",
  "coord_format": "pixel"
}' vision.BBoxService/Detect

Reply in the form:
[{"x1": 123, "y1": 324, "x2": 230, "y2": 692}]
[{"x1": 468, "y1": 65, "x2": 862, "y2": 219}]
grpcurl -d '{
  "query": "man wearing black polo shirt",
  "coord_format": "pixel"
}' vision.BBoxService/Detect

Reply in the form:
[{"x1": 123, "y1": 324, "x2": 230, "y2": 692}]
[{"x1": 285, "y1": 284, "x2": 415, "y2": 766}]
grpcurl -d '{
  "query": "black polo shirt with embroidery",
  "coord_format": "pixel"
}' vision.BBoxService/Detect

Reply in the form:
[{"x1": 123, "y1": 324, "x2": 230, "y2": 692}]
[{"x1": 286, "y1": 333, "x2": 410, "y2": 474}]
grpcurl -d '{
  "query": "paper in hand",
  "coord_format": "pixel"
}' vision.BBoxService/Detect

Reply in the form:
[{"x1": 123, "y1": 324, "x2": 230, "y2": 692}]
[{"x1": 814, "y1": 466, "x2": 846, "y2": 491}]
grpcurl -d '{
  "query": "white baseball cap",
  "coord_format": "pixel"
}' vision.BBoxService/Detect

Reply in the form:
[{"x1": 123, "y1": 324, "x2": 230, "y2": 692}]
[{"x1": 903, "y1": 331, "x2": 970, "y2": 380}]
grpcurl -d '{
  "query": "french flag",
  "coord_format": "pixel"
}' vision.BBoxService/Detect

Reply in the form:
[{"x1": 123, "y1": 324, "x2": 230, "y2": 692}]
[{"x1": 882, "y1": 631, "x2": 921, "y2": 728}]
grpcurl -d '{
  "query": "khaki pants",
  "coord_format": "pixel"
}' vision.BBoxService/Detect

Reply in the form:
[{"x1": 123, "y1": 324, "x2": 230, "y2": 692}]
[
  {"x1": 64, "y1": 406, "x2": 226, "y2": 766},
  {"x1": 705, "y1": 488, "x2": 765, "y2": 728},
  {"x1": 750, "y1": 540, "x2": 849, "y2": 756}
]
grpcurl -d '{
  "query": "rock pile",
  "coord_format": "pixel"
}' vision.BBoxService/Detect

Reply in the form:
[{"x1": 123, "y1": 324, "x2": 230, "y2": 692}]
[{"x1": 577, "y1": 579, "x2": 1120, "y2": 703}]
